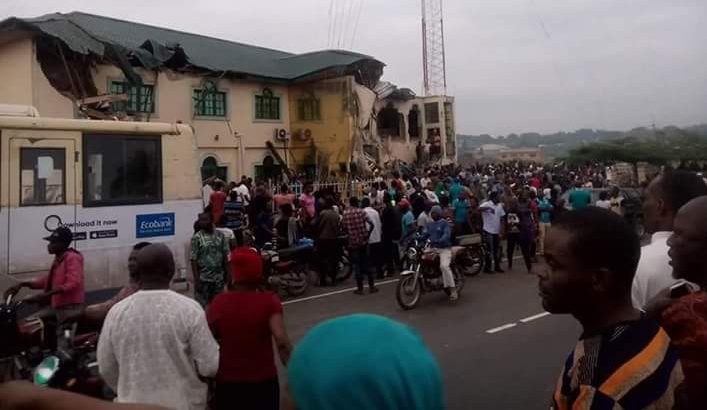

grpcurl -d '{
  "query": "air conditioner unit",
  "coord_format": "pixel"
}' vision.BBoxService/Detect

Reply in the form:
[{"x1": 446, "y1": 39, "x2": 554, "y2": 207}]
[
  {"x1": 301, "y1": 128, "x2": 312, "y2": 141},
  {"x1": 274, "y1": 128, "x2": 290, "y2": 141}
]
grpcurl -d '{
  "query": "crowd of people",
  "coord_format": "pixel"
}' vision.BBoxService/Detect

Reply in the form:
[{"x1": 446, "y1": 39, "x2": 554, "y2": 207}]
[
  {"x1": 3, "y1": 161, "x2": 707, "y2": 410},
  {"x1": 193, "y1": 161, "x2": 625, "y2": 302}
]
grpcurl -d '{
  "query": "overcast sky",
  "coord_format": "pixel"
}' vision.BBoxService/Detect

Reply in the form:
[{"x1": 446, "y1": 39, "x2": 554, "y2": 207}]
[{"x1": 4, "y1": 0, "x2": 707, "y2": 135}]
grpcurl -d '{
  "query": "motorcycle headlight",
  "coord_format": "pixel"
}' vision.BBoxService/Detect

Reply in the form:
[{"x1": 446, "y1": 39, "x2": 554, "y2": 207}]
[
  {"x1": 34, "y1": 355, "x2": 60, "y2": 386},
  {"x1": 407, "y1": 247, "x2": 418, "y2": 258}
]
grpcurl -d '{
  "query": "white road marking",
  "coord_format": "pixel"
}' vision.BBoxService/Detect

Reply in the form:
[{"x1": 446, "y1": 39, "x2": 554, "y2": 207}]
[
  {"x1": 485, "y1": 323, "x2": 517, "y2": 334},
  {"x1": 519, "y1": 312, "x2": 551, "y2": 323},
  {"x1": 283, "y1": 278, "x2": 400, "y2": 305},
  {"x1": 284, "y1": 254, "x2": 527, "y2": 306}
]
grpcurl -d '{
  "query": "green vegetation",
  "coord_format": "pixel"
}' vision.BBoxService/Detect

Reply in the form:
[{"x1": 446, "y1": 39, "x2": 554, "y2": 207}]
[
  {"x1": 457, "y1": 124, "x2": 707, "y2": 161},
  {"x1": 566, "y1": 132, "x2": 707, "y2": 164}
]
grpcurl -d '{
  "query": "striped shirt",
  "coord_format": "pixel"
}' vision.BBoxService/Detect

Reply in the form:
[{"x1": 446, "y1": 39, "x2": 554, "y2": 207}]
[{"x1": 552, "y1": 318, "x2": 684, "y2": 410}]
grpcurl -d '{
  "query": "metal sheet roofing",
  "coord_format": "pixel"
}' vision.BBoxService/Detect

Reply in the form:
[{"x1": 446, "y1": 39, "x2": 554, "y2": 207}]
[{"x1": 0, "y1": 12, "x2": 384, "y2": 81}]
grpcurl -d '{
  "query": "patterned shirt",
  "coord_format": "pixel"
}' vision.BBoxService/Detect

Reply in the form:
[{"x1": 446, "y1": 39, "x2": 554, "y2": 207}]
[
  {"x1": 342, "y1": 207, "x2": 370, "y2": 249},
  {"x1": 190, "y1": 230, "x2": 229, "y2": 282},
  {"x1": 97, "y1": 290, "x2": 219, "y2": 410},
  {"x1": 553, "y1": 318, "x2": 683, "y2": 410},
  {"x1": 661, "y1": 291, "x2": 707, "y2": 407}
]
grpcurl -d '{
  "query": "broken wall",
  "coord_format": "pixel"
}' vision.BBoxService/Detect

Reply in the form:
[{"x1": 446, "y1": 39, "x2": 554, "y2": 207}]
[{"x1": 287, "y1": 76, "x2": 356, "y2": 175}]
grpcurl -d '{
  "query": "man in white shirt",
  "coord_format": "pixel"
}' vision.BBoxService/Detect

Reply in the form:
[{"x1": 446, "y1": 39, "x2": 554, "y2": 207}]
[
  {"x1": 480, "y1": 191, "x2": 506, "y2": 273},
  {"x1": 98, "y1": 244, "x2": 219, "y2": 410},
  {"x1": 201, "y1": 177, "x2": 214, "y2": 210},
  {"x1": 233, "y1": 181, "x2": 251, "y2": 207},
  {"x1": 632, "y1": 171, "x2": 707, "y2": 308},
  {"x1": 424, "y1": 182, "x2": 440, "y2": 204},
  {"x1": 362, "y1": 197, "x2": 384, "y2": 279}
]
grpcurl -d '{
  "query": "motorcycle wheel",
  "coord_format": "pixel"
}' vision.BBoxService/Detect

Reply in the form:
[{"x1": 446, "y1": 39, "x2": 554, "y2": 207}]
[
  {"x1": 454, "y1": 270, "x2": 466, "y2": 294},
  {"x1": 396, "y1": 275, "x2": 421, "y2": 310},
  {"x1": 456, "y1": 247, "x2": 484, "y2": 277},
  {"x1": 336, "y1": 251, "x2": 353, "y2": 283},
  {"x1": 286, "y1": 269, "x2": 309, "y2": 297}
]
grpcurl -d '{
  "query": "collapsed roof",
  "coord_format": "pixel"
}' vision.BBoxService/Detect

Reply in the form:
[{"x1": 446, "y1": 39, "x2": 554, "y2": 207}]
[{"x1": 0, "y1": 12, "x2": 385, "y2": 87}]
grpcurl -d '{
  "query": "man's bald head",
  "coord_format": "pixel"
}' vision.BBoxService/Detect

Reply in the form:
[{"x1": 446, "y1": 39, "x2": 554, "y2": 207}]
[
  {"x1": 136, "y1": 243, "x2": 175, "y2": 288},
  {"x1": 668, "y1": 195, "x2": 707, "y2": 286}
]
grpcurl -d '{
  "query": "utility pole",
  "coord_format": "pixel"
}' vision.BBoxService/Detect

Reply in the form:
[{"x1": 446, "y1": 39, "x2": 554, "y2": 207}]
[{"x1": 421, "y1": 0, "x2": 447, "y2": 96}]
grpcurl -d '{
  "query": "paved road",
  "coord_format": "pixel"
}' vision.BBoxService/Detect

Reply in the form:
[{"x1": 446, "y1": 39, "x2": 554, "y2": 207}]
[{"x1": 282, "y1": 263, "x2": 580, "y2": 410}]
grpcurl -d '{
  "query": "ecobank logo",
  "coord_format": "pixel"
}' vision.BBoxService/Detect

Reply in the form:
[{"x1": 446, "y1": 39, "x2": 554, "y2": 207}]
[{"x1": 136, "y1": 213, "x2": 175, "y2": 238}]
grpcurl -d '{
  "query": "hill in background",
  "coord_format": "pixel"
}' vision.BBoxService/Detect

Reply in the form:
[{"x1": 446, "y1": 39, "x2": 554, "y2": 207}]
[{"x1": 457, "y1": 124, "x2": 707, "y2": 160}]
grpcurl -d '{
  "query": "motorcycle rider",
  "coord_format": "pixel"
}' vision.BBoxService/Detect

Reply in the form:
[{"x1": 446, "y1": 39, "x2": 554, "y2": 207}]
[
  {"x1": 3, "y1": 226, "x2": 85, "y2": 337},
  {"x1": 427, "y1": 205, "x2": 458, "y2": 301}
]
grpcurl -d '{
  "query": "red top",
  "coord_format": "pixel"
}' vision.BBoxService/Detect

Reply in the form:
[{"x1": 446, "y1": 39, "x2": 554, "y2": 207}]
[
  {"x1": 30, "y1": 249, "x2": 85, "y2": 309},
  {"x1": 530, "y1": 177, "x2": 541, "y2": 189},
  {"x1": 210, "y1": 191, "x2": 227, "y2": 223},
  {"x1": 661, "y1": 291, "x2": 707, "y2": 405},
  {"x1": 229, "y1": 247, "x2": 263, "y2": 283},
  {"x1": 207, "y1": 291, "x2": 283, "y2": 383}
]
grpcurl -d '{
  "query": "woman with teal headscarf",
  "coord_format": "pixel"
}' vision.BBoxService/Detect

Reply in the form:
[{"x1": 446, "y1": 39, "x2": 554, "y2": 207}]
[{"x1": 287, "y1": 314, "x2": 446, "y2": 410}]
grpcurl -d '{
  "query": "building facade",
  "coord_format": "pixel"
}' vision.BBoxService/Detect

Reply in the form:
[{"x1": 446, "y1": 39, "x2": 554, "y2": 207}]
[{"x1": 0, "y1": 12, "x2": 387, "y2": 182}]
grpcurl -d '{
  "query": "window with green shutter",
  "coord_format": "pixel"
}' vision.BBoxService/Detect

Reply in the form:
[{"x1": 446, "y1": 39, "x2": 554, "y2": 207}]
[
  {"x1": 254, "y1": 88, "x2": 280, "y2": 120},
  {"x1": 109, "y1": 81, "x2": 155, "y2": 113},
  {"x1": 193, "y1": 85, "x2": 227, "y2": 117},
  {"x1": 297, "y1": 97, "x2": 321, "y2": 121}
]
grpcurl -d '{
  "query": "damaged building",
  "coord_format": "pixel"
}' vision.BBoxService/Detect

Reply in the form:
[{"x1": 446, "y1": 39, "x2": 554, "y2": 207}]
[
  {"x1": 0, "y1": 11, "x2": 455, "y2": 180},
  {"x1": 372, "y1": 82, "x2": 456, "y2": 167}
]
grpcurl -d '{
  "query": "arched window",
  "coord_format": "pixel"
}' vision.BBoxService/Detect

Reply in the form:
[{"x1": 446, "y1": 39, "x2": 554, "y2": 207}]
[
  {"x1": 255, "y1": 87, "x2": 280, "y2": 120},
  {"x1": 200, "y1": 156, "x2": 228, "y2": 182}
]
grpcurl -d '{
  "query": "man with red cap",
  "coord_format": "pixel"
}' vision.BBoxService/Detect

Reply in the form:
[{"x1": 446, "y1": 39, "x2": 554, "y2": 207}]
[{"x1": 206, "y1": 231, "x2": 292, "y2": 410}]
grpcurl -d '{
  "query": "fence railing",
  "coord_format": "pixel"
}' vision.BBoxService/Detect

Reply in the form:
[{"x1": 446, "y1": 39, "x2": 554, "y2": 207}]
[{"x1": 269, "y1": 180, "x2": 378, "y2": 200}]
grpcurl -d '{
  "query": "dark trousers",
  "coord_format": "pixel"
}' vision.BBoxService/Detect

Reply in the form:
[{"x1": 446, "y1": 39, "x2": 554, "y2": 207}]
[
  {"x1": 507, "y1": 232, "x2": 533, "y2": 272},
  {"x1": 317, "y1": 239, "x2": 340, "y2": 285},
  {"x1": 350, "y1": 246, "x2": 375, "y2": 290},
  {"x1": 369, "y1": 242, "x2": 385, "y2": 278},
  {"x1": 483, "y1": 231, "x2": 502, "y2": 271},
  {"x1": 213, "y1": 378, "x2": 279, "y2": 410},
  {"x1": 383, "y1": 239, "x2": 401, "y2": 275}
]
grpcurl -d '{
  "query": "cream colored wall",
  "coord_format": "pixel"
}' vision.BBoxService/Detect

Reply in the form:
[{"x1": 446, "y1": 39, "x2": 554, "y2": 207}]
[
  {"x1": 18, "y1": 47, "x2": 360, "y2": 180},
  {"x1": 0, "y1": 36, "x2": 33, "y2": 106},
  {"x1": 89, "y1": 65, "x2": 289, "y2": 180},
  {"x1": 375, "y1": 95, "x2": 456, "y2": 161},
  {"x1": 288, "y1": 76, "x2": 356, "y2": 172},
  {"x1": 29, "y1": 43, "x2": 75, "y2": 118}
]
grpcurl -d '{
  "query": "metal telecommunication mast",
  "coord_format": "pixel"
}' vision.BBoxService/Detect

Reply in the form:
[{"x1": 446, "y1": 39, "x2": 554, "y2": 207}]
[{"x1": 421, "y1": 0, "x2": 447, "y2": 96}]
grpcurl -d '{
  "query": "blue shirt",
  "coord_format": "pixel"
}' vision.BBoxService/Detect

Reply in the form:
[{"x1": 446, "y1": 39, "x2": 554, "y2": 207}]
[
  {"x1": 401, "y1": 211, "x2": 415, "y2": 238},
  {"x1": 569, "y1": 188, "x2": 592, "y2": 211},
  {"x1": 427, "y1": 219, "x2": 451, "y2": 248},
  {"x1": 449, "y1": 183, "x2": 463, "y2": 201},
  {"x1": 453, "y1": 198, "x2": 470, "y2": 224},
  {"x1": 536, "y1": 198, "x2": 553, "y2": 224}
]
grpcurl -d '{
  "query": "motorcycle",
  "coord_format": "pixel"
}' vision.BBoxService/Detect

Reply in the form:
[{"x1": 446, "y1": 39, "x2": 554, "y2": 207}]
[
  {"x1": 454, "y1": 234, "x2": 485, "y2": 276},
  {"x1": 261, "y1": 242, "x2": 311, "y2": 297},
  {"x1": 32, "y1": 328, "x2": 109, "y2": 399},
  {"x1": 401, "y1": 233, "x2": 484, "y2": 277},
  {"x1": 0, "y1": 293, "x2": 109, "y2": 399},
  {"x1": 396, "y1": 236, "x2": 467, "y2": 310}
]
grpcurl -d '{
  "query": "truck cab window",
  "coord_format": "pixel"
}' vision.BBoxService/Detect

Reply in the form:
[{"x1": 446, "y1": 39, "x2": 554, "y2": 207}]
[
  {"x1": 20, "y1": 148, "x2": 66, "y2": 206},
  {"x1": 83, "y1": 134, "x2": 162, "y2": 207}
]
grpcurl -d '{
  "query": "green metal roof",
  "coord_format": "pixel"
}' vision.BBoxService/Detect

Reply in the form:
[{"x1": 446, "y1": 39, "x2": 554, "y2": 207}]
[{"x1": 1, "y1": 11, "x2": 384, "y2": 81}]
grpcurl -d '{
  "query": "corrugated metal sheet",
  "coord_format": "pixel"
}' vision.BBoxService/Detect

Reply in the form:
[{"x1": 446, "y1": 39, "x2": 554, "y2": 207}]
[{"x1": 0, "y1": 12, "x2": 384, "y2": 81}]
